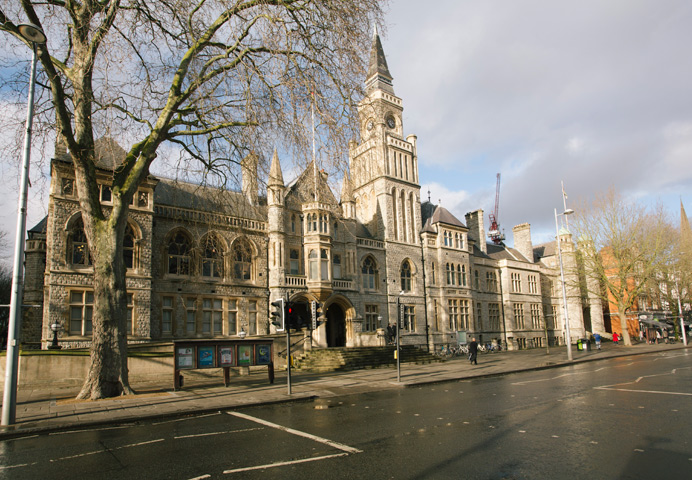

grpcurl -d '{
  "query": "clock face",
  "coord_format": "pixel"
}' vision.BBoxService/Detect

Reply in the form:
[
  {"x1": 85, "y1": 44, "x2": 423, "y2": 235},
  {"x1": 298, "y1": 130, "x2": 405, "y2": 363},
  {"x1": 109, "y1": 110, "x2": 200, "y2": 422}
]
[
  {"x1": 386, "y1": 115, "x2": 396, "y2": 129},
  {"x1": 366, "y1": 120, "x2": 374, "y2": 131}
]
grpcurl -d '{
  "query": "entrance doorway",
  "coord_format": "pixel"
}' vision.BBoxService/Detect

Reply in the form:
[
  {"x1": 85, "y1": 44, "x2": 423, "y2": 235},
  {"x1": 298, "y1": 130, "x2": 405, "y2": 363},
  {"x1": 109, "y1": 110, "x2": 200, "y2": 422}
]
[{"x1": 326, "y1": 303, "x2": 346, "y2": 347}]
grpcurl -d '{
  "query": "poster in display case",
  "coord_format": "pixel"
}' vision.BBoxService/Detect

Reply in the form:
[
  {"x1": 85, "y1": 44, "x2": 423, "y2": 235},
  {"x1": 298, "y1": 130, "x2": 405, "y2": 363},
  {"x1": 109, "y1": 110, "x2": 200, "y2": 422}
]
[
  {"x1": 177, "y1": 347, "x2": 194, "y2": 369},
  {"x1": 219, "y1": 346, "x2": 235, "y2": 367},
  {"x1": 198, "y1": 346, "x2": 215, "y2": 368},
  {"x1": 238, "y1": 345, "x2": 252, "y2": 366},
  {"x1": 255, "y1": 344, "x2": 272, "y2": 365}
]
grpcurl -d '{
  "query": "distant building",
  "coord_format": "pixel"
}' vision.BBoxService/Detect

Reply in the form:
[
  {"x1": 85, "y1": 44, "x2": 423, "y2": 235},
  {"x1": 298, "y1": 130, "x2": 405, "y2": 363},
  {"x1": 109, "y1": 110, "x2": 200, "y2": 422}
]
[{"x1": 22, "y1": 32, "x2": 604, "y2": 352}]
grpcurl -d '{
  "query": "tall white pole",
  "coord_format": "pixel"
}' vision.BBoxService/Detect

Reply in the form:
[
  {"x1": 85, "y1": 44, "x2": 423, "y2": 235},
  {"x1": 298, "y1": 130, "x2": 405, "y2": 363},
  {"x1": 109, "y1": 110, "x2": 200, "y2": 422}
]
[
  {"x1": 555, "y1": 208, "x2": 573, "y2": 362},
  {"x1": 2, "y1": 43, "x2": 40, "y2": 426},
  {"x1": 675, "y1": 278, "x2": 688, "y2": 346}
]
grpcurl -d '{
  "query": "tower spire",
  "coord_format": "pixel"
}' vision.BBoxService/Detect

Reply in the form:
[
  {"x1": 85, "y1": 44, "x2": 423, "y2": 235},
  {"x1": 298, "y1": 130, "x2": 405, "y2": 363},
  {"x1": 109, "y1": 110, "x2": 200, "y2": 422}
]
[{"x1": 366, "y1": 28, "x2": 394, "y2": 94}]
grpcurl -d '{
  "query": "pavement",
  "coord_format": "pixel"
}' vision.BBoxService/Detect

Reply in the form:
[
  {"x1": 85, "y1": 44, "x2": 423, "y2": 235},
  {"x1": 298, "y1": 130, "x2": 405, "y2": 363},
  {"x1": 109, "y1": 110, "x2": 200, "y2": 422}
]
[{"x1": 0, "y1": 341, "x2": 687, "y2": 439}]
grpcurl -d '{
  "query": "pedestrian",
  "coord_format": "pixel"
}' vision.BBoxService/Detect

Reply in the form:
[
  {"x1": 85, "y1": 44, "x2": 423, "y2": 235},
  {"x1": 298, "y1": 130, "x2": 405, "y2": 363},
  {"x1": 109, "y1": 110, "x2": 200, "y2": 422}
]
[
  {"x1": 663, "y1": 329, "x2": 669, "y2": 344},
  {"x1": 639, "y1": 329, "x2": 644, "y2": 342},
  {"x1": 655, "y1": 330, "x2": 661, "y2": 344},
  {"x1": 468, "y1": 337, "x2": 479, "y2": 365},
  {"x1": 594, "y1": 333, "x2": 601, "y2": 350},
  {"x1": 613, "y1": 332, "x2": 619, "y2": 345},
  {"x1": 387, "y1": 324, "x2": 395, "y2": 344}
]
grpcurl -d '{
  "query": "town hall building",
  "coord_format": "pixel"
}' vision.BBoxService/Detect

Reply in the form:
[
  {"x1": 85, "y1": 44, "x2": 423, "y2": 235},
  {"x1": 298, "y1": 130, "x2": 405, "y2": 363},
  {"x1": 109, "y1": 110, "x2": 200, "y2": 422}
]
[{"x1": 21, "y1": 32, "x2": 605, "y2": 354}]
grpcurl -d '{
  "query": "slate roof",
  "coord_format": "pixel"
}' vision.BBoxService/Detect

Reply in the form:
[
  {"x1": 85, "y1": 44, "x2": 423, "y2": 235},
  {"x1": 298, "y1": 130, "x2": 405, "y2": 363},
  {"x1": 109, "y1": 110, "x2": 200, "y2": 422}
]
[
  {"x1": 155, "y1": 178, "x2": 267, "y2": 222},
  {"x1": 420, "y1": 201, "x2": 466, "y2": 229}
]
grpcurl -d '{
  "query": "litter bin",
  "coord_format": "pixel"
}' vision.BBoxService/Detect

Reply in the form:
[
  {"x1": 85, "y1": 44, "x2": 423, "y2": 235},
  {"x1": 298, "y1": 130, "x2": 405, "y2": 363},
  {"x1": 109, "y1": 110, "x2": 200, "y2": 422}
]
[
  {"x1": 583, "y1": 338, "x2": 591, "y2": 351},
  {"x1": 576, "y1": 338, "x2": 583, "y2": 351}
]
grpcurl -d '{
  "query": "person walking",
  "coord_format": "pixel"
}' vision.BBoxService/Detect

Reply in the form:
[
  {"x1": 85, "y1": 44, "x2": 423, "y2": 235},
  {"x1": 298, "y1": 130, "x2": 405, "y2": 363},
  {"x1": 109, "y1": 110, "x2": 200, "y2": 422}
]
[
  {"x1": 468, "y1": 337, "x2": 479, "y2": 365},
  {"x1": 613, "y1": 332, "x2": 619, "y2": 345},
  {"x1": 655, "y1": 330, "x2": 662, "y2": 344},
  {"x1": 594, "y1": 332, "x2": 601, "y2": 350}
]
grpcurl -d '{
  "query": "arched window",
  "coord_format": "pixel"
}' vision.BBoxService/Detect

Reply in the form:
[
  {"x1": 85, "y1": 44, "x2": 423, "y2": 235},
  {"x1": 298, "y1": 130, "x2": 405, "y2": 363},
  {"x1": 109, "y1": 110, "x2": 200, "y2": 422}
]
[
  {"x1": 123, "y1": 223, "x2": 136, "y2": 270},
  {"x1": 362, "y1": 257, "x2": 377, "y2": 290},
  {"x1": 446, "y1": 263, "x2": 452, "y2": 285},
  {"x1": 232, "y1": 238, "x2": 253, "y2": 280},
  {"x1": 456, "y1": 264, "x2": 462, "y2": 286},
  {"x1": 201, "y1": 234, "x2": 224, "y2": 278},
  {"x1": 167, "y1": 232, "x2": 192, "y2": 275},
  {"x1": 462, "y1": 265, "x2": 467, "y2": 286},
  {"x1": 69, "y1": 218, "x2": 91, "y2": 266},
  {"x1": 401, "y1": 260, "x2": 412, "y2": 292}
]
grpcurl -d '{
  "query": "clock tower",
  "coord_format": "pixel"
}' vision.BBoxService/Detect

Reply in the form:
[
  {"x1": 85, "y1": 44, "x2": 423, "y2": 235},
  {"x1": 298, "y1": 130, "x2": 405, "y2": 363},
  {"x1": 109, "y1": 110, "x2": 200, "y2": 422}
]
[{"x1": 350, "y1": 30, "x2": 421, "y2": 246}]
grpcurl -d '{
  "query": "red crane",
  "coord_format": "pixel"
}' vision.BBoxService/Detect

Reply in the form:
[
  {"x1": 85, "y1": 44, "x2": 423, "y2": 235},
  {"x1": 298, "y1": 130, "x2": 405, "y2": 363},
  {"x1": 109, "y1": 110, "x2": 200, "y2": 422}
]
[{"x1": 488, "y1": 173, "x2": 505, "y2": 244}]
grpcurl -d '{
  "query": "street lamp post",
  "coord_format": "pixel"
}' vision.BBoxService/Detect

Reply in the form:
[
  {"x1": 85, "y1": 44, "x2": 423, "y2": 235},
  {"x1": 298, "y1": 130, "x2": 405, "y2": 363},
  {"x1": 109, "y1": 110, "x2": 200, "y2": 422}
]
[
  {"x1": 2, "y1": 24, "x2": 47, "y2": 427},
  {"x1": 555, "y1": 207, "x2": 574, "y2": 362}
]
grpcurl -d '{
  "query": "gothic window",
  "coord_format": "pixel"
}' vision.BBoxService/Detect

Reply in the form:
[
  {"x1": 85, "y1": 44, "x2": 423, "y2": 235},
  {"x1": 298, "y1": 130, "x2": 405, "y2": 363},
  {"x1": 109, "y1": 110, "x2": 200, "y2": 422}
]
[
  {"x1": 69, "y1": 218, "x2": 91, "y2": 267},
  {"x1": 311, "y1": 213, "x2": 317, "y2": 232},
  {"x1": 333, "y1": 254, "x2": 342, "y2": 279},
  {"x1": 462, "y1": 265, "x2": 467, "y2": 286},
  {"x1": 444, "y1": 231, "x2": 452, "y2": 247},
  {"x1": 474, "y1": 270, "x2": 480, "y2": 289},
  {"x1": 456, "y1": 264, "x2": 462, "y2": 286},
  {"x1": 167, "y1": 232, "x2": 192, "y2": 275},
  {"x1": 309, "y1": 249, "x2": 318, "y2": 280},
  {"x1": 201, "y1": 234, "x2": 224, "y2": 279},
  {"x1": 446, "y1": 263, "x2": 453, "y2": 285},
  {"x1": 100, "y1": 185, "x2": 112, "y2": 203},
  {"x1": 232, "y1": 238, "x2": 253, "y2": 281},
  {"x1": 123, "y1": 223, "x2": 137, "y2": 270},
  {"x1": 401, "y1": 260, "x2": 412, "y2": 292},
  {"x1": 362, "y1": 256, "x2": 378, "y2": 290}
]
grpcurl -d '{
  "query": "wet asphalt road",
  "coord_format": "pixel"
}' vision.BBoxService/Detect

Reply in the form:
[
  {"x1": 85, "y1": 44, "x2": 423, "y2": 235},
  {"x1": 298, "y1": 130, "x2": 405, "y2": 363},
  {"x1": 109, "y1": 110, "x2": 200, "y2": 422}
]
[{"x1": 1, "y1": 350, "x2": 691, "y2": 479}]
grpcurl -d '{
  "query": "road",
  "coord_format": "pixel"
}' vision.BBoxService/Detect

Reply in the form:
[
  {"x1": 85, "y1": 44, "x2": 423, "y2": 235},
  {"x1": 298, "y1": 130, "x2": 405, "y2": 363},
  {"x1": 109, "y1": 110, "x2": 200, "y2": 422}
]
[{"x1": 1, "y1": 350, "x2": 691, "y2": 479}]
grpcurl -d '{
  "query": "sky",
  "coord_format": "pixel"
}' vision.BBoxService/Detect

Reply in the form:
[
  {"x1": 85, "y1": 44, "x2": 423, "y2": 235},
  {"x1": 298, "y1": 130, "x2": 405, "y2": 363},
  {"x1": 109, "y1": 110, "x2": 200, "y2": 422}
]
[
  {"x1": 2, "y1": 0, "x2": 692, "y2": 261},
  {"x1": 383, "y1": 0, "x2": 692, "y2": 245}
]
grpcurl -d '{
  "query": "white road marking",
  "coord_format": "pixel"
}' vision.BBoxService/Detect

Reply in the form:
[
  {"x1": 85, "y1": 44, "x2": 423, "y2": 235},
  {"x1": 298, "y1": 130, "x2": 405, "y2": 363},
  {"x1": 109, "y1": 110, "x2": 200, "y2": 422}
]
[
  {"x1": 223, "y1": 452, "x2": 349, "y2": 474},
  {"x1": 187, "y1": 475, "x2": 211, "y2": 480},
  {"x1": 152, "y1": 412, "x2": 221, "y2": 425},
  {"x1": 0, "y1": 462, "x2": 38, "y2": 470},
  {"x1": 1, "y1": 434, "x2": 38, "y2": 441},
  {"x1": 175, "y1": 427, "x2": 262, "y2": 439},
  {"x1": 50, "y1": 425, "x2": 133, "y2": 435},
  {"x1": 511, "y1": 372, "x2": 582, "y2": 386},
  {"x1": 227, "y1": 412, "x2": 362, "y2": 454},
  {"x1": 50, "y1": 438, "x2": 165, "y2": 462},
  {"x1": 595, "y1": 367, "x2": 692, "y2": 396}
]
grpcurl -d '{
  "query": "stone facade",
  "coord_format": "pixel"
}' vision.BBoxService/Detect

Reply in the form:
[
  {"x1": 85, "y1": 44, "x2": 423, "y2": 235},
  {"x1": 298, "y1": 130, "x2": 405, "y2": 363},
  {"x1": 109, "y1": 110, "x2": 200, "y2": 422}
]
[{"x1": 22, "y1": 32, "x2": 604, "y2": 352}]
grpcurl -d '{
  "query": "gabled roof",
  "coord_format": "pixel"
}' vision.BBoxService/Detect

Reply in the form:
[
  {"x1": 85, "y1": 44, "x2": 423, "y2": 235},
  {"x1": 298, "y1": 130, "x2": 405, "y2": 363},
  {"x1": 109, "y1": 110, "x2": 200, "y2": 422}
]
[
  {"x1": 420, "y1": 201, "x2": 466, "y2": 229},
  {"x1": 533, "y1": 241, "x2": 557, "y2": 261}
]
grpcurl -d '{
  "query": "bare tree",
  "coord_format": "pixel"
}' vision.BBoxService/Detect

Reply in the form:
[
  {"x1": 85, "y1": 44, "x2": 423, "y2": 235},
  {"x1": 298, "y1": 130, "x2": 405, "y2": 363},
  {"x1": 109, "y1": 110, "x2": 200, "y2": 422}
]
[
  {"x1": 571, "y1": 189, "x2": 676, "y2": 346},
  {"x1": 0, "y1": 0, "x2": 385, "y2": 399}
]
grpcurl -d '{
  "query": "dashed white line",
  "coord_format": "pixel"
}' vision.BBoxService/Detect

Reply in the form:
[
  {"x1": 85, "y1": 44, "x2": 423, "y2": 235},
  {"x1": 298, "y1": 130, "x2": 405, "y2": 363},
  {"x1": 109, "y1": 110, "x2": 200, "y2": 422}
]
[
  {"x1": 223, "y1": 453, "x2": 349, "y2": 474},
  {"x1": 175, "y1": 427, "x2": 262, "y2": 439},
  {"x1": 187, "y1": 475, "x2": 211, "y2": 480},
  {"x1": 152, "y1": 412, "x2": 221, "y2": 425},
  {"x1": 0, "y1": 462, "x2": 38, "y2": 470},
  {"x1": 50, "y1": 425, "x2": 133, "y2": 435},
  {"x1": 50, "y1": 438, "x2": 165, "y2": 462},
  {"x1": 227, "y1": 412, "x2": 362, "y2": 454}
]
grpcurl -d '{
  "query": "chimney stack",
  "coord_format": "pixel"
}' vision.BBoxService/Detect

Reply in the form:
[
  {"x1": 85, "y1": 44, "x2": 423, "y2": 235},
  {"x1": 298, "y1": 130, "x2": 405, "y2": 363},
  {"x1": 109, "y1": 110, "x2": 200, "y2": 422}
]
[
  {"x1": 465, "y1": 210, "x2": 486, "y2": 254},
  {"x1": 512, "y1": 223, "x2": 534, "y2": 262}
]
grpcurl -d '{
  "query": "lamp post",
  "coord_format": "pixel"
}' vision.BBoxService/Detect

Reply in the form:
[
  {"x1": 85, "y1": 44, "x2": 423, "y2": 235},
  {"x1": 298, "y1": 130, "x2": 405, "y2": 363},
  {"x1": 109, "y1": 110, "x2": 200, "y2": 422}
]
[
  {"x1": 555, "y1": 207, "x2": 574, "y2": 362},
  {"x1": 48, "y1": 322, "x2": 63, "y2": 350},
  {"x1": 2, "y1": 24, "x2": 47, "y2": 427}
]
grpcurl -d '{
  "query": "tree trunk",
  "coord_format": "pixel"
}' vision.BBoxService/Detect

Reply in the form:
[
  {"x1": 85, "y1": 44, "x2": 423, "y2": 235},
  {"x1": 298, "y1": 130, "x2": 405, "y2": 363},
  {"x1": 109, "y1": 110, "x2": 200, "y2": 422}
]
[
  {"x1": 76, "y1": 222, "x2": 134, "y2": 400},
  {"x1": 618, "y1": 310, "x2": 632, "y2": 346}
]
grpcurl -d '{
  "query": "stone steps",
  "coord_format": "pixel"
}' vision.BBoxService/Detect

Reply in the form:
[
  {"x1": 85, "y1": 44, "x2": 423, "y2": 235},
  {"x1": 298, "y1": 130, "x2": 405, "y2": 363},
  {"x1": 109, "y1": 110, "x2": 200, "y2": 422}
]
[{"x1": 292, "y1": 346, "x2": 441, "y2": 372}]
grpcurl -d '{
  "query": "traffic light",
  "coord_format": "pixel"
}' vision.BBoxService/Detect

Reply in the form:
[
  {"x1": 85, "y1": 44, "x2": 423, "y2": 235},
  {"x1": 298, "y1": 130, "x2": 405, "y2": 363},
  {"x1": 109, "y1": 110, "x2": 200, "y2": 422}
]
[
  {"x1": 285, "y1": 301, "x2": 295, "y2": 330},
  {"x1": 270, "y1": 298, "x2": 285, "y2": 332}
]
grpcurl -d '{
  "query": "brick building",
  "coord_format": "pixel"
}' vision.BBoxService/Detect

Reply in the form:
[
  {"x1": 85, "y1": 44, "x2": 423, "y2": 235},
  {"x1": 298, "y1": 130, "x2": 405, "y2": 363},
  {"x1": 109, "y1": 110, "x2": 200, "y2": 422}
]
[{"x1": 22, "y1": 32, "x2": 604, "y2": 353}]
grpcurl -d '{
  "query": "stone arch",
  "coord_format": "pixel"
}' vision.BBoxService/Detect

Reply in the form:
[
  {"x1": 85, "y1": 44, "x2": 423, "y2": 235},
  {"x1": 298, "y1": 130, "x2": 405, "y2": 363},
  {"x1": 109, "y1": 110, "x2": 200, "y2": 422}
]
[{"x1": 163, "y1": 227, "x2": 195, "y2": 276}]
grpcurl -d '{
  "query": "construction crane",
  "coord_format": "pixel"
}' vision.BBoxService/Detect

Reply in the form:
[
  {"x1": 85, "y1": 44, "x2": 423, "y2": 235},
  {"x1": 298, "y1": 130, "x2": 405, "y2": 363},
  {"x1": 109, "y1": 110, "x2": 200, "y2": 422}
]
[{"x1": 488, "y1": 173, "x2": 506, "y2": 244}]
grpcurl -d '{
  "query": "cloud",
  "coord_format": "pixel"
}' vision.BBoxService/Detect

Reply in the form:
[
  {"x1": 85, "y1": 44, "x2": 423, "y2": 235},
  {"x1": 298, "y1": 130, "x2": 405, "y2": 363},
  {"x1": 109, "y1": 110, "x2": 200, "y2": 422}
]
[{"x1": 385, "y1": 0, "x2": 692, "y2": 245}]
